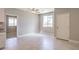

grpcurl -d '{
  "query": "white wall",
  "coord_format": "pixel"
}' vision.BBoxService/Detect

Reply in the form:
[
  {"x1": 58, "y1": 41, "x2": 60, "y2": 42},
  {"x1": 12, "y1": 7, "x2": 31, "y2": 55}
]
[{"x1": 5, "y1": 8, "x2": 39, "y2": 37}]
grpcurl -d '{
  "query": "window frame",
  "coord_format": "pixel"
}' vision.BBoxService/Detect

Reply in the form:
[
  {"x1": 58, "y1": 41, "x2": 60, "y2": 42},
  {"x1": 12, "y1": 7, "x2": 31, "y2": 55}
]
[
  {"x1": 43, "y1": 15, "x2": 53, "y2": 27},
  {"x1": 7, "y1": 16, "x2": 17, "y2": 27}
]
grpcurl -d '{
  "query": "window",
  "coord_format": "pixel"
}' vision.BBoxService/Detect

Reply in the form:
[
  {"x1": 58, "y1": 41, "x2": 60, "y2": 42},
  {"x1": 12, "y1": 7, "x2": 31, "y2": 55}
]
[
  {"x1": 43, "y1": 15, "x2": 53, "y2": 27},
  {"x1": 8, "y1": 16, "x2": 17, "y2": 26}
]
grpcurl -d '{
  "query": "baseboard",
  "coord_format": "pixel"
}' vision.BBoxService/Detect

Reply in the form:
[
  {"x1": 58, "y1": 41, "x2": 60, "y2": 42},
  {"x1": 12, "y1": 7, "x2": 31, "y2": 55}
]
[
  {"x1": 56, "y1": 37, "x2": 69, "y2": 41},
  {"x1": 69, "y1": 40, "x2": 79, "y2": 44},
  {"x1": 17, "y1": 34, "x2": 27, "y2": 38},
  {"x1": 17, "y1": 33, "x2": 40, "y2": 38}
]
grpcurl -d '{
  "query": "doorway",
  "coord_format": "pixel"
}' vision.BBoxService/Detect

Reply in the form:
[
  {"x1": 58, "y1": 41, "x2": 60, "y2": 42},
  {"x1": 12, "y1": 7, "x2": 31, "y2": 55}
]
[{"x1": 6, "y1": 15, "x2": 17, "y2": 38}]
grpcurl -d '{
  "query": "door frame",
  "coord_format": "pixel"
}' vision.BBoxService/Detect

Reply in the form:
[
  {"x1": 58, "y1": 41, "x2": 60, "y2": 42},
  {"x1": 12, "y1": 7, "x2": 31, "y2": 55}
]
[{"x1": 6, "y1": 15, "x2": 18, "y2": 38}]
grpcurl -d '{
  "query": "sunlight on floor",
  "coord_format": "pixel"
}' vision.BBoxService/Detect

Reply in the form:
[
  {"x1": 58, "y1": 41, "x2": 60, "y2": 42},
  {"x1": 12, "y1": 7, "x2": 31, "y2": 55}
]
[
  {"x1": 25, "y1": 33, "x2": 46, "y2": 36},
  {"x1": 19, "y1": 33, "x2": 53, "y2": 38}
]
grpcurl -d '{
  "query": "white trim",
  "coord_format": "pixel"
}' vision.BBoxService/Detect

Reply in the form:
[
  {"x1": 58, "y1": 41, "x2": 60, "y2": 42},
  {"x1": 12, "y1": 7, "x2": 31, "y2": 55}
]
[
  {"x1": 17, "y1": 34, "x2": 27, "y2": 38},
  {"x1": 17, "y1": 33, "x2": 38, "y2": 38},
  {"x1": 17, "y1": 33, "x2": 49, "y2": 38},
  {"x1": 69, "y1": 40, "x2": 79, "y2": 44}
]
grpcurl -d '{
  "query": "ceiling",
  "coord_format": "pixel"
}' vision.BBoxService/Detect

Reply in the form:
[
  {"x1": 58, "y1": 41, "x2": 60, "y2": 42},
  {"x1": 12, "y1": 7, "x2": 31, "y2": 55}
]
[{"x1": 18, "y1": 8, "x2": 54, "y2": 14}]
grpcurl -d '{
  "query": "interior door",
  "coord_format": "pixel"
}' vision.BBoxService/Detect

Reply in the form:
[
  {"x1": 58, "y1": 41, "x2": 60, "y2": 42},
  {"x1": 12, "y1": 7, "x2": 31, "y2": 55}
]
[{"x1": 56, "y1": 13, "x2": 69, "y2": 40}]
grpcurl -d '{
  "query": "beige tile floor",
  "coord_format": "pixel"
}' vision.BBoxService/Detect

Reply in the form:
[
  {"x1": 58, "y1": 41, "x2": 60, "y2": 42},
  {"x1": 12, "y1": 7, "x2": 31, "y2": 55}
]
[{"x1": 4, "y1": 33, "x2": 79, "y2": 50}]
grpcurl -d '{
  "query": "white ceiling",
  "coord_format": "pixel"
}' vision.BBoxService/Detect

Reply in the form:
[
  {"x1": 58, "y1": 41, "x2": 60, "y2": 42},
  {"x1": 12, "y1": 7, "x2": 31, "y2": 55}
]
[{"x1": 18, "y1": 8, "x2": 54, "y2": 14}]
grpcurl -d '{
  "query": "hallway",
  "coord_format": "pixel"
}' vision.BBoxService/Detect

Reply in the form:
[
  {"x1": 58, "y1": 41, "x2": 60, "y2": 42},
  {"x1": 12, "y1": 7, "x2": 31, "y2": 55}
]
[{"x1": 4, "y1": 33, "x2": 79, "y2": 50}]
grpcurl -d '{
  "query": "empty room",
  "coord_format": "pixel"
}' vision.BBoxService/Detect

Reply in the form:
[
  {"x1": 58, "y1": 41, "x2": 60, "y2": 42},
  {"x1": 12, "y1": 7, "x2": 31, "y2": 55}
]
[{"x1": 0, "y1": 8, "x2": 79, "y2": 50}]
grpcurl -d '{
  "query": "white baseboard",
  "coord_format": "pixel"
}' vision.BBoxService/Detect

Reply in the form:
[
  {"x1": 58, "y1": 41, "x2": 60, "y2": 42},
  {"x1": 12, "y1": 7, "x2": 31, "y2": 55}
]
[
  {"x1": 17, "y1": 34, "x2": 27, "y2": 38},
  {"x1": 17, "y1": 33, "x2": 43, "y2": 38},
  {"x1": 69, "y1": 40, "x2": 79, "y2": 44}
]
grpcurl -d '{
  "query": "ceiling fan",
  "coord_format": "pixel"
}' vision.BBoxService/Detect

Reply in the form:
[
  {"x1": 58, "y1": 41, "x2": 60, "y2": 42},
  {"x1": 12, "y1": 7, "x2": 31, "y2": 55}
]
[
  {"x1": 30, "y1": 8, "x2": 54, "y2": 14},
  {"x1": 31, "y1": 8, "x2": 40, "y2": 14}
]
